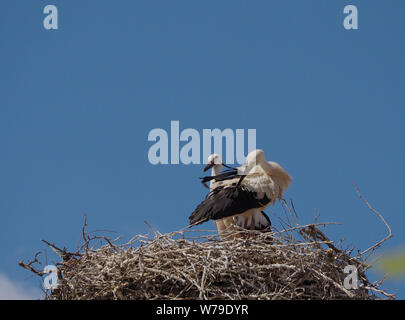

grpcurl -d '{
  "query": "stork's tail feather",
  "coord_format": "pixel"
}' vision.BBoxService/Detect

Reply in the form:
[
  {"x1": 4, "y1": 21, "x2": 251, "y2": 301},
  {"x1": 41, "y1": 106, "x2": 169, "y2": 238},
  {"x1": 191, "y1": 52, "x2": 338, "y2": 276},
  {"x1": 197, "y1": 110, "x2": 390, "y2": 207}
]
[
  {"x1": 258, "y1": 211, "x2": 272, "y2": 231},
  {"x1": 234, "y1": 210, "x2": 271, "y2": 231},
  {"x1": 256, "y1": 211, "x2": 273, "y2": 243},
  {"x1": 189, "y1": 202, "x2": 209, "y2": 226}
]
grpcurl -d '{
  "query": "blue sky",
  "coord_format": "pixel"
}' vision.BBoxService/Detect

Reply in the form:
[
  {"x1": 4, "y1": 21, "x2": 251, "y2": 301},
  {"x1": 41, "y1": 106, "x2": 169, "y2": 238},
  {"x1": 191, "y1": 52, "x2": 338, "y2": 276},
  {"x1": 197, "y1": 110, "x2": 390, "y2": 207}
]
[{"x1": 1, "y1": 0, "x2": 404, "y2": 299}]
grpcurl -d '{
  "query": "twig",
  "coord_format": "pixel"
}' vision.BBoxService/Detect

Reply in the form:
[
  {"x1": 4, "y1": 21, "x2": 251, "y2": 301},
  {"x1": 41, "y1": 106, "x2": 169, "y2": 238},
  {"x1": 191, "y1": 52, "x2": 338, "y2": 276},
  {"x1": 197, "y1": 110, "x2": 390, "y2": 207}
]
[{"x1": 352, "y1": 183, "x2": 393, "y2": 259}]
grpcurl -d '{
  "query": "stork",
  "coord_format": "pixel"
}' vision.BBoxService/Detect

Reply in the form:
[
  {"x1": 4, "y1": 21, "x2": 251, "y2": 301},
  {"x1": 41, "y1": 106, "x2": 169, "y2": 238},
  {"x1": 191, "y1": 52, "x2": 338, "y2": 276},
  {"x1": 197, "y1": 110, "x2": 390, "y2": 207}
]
[
  {"x1": 202, "y1": 154, "x2": 223, "y2": 191},
  {"x1": 201, "y1": 153, "x2": 266, "y2": 234},
  {"x1": 202, "y1": 154, "x2": 238, "y2": 190},
  {"x1": 189, "y1": 150, "x2": 291, "y2": 238},
  {"x1": 201, "y1": 153, "x2": 274, "y2": 235}
]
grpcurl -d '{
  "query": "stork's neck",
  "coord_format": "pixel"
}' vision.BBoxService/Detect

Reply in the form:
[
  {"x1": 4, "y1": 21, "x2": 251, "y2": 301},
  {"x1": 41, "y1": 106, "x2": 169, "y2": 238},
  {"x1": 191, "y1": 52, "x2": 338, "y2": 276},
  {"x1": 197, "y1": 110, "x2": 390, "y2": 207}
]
[
  {"x1": 211, "y1": 164, "x2": 223, "y2": 176},
  {"x1": 210, "y1": 164, "x2": 223, "y2": 188}
]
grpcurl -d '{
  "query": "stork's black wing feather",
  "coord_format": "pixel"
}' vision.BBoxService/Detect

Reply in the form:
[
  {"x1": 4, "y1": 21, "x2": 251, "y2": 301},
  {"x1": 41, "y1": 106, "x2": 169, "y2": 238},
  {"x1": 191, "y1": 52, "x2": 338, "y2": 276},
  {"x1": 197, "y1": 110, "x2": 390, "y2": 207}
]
[
  {"x1": 189, "y1": 185, "x2": 271, "y2": 225},
  {"x1": 199, "y1": 168, "x2": 239, "y2": 185},
  {"x1": 260, "y1": 211, "x2": 271, "y2": 228}
]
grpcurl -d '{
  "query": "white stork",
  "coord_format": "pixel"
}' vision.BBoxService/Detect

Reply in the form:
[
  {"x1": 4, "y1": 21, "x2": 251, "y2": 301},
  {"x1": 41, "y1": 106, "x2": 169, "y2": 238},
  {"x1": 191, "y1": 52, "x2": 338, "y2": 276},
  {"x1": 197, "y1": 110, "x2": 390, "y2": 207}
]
[
  {"x1": 202, "y1": 154, "x2": 224, "y2": 191},
  {"x1": 201, "y1": 153, "x2": 273, "y2": 235},
  {"x1": 189, "y1": 149, "x2": 291, "y2": 237},
  {"x1": 201, "y1": 153, "x2": 265, "y2": 234},
  {"x1": 202, "y1": 154, "x2": 239, "y2": 190}
]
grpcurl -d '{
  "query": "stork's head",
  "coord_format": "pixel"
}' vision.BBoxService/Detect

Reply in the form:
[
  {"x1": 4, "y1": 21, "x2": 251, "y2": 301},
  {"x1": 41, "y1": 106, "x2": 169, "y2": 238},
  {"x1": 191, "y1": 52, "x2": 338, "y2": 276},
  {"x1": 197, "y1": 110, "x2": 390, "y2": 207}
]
[
  {"x1": 237, "y1": 149, "x2": 266, "y2": 175},
  {"x1": 203, "y1": 153, "x2": 223, "y2": 172},
  {"x1": 246, "y1": 149, "x2": 266, "y2": 165},
  {"x1": 245, "y1": 149, "x2": 292, "y2": 197}
]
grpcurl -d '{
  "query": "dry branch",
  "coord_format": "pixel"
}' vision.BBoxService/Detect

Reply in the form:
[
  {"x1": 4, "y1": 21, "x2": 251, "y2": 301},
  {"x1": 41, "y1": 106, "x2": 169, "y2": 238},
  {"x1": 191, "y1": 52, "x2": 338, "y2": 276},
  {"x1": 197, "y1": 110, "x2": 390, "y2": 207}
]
[{"x1": 352, "y1": 183, "x2": 393, "y2": 260}]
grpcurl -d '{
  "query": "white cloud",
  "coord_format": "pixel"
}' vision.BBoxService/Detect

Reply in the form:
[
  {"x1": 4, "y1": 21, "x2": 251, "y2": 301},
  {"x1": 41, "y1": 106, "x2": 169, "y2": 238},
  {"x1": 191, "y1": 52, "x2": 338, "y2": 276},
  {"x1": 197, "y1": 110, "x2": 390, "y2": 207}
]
[{"x1": 0, "y1": 272, "x2": 42, "y2": 300}]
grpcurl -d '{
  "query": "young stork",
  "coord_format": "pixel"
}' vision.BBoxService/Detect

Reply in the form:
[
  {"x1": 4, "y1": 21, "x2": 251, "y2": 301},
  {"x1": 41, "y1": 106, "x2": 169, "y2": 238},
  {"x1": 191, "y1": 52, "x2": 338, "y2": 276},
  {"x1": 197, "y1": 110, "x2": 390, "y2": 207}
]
[
  {"x1": 201, "y1": 153, "x2": 273, "y2": 235},
  {"x1": 189, "y1": 150, "x2": 291, "y2": 238},
  {"x1": 202, "y1": 154, "x2": 224, "y2": 191}
]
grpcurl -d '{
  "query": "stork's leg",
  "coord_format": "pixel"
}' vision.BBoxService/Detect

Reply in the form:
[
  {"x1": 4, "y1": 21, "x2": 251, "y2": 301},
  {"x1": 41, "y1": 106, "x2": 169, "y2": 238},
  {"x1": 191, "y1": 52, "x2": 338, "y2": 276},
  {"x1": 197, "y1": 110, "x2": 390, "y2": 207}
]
[
  {"x1": 259, "y1": 211, "x2": 273, "y2": 244},
  {"x1": 215, "y1": 218, "x2": 236, "y2": 240}
]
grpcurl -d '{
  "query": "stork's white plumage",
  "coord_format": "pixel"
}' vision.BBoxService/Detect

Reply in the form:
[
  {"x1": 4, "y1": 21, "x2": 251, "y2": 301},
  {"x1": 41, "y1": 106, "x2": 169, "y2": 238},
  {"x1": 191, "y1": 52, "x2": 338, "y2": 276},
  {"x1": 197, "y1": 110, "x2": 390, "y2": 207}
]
[
  {"x1": 201, "y1": 153, "x2": 259, "y2": 234},
  {"x1": 190, "y1": 150, "x2": 291, "y2": 238},
  {"x1": 203, "y1": 154, "x2": 223, "y2": 191}
]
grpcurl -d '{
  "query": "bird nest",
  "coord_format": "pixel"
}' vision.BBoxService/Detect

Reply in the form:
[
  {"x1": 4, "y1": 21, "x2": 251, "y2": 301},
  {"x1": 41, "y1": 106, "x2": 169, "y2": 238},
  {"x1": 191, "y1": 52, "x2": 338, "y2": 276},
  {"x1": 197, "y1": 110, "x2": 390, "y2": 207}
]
[{"x1": 20, "y1": 192, "x2": 394, "y2": 300}]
